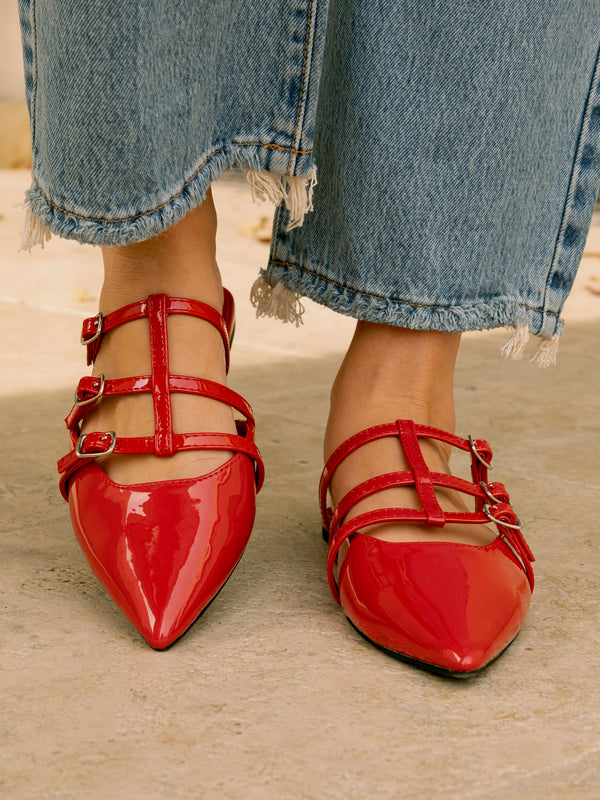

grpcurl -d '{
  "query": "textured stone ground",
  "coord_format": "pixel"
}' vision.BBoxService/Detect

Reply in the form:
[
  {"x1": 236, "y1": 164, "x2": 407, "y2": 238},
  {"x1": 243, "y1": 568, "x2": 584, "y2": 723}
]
[{"x1": 1, "y1": 169, "x2": 599, "y2": 799}]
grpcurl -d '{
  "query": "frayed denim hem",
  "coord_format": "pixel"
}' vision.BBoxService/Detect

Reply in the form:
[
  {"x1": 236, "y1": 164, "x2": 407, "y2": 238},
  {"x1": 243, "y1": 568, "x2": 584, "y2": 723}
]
[
  {"x1": 20, "y1": 144, "x2": 317, "y2": 250},
  {"x1": 251, "y1": 261, "x2": 563, "y2": 367}
]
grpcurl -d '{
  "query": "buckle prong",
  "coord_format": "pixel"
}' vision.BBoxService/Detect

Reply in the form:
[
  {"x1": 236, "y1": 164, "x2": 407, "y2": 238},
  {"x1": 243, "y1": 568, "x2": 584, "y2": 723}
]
[
  {"x1": 75, "y1": 431, "x2": 116, "y2": 458},
  {"x1": 483, "y1": 503, "x2": 522, "y2": 531},
  {"x1": 469, "y1": 435, "x2": 493, "y2": 470},
  {"x1": 74, "y1": 374, "x2": 105, "y2": 407},
  {"x1": 80, "y1": 313, "x2": 103, "y2": 345},
  {"x1": 480, "y1": 481, "x2": 501, "y2": 504}
]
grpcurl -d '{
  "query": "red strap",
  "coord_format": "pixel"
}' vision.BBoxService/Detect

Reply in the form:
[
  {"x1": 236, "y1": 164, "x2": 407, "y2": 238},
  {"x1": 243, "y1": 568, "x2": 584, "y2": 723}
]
[
  {"x1": 396, "y1": 419, "x2": 445, "y2": 527},
  {"x1": 222, "y1": 288, "x2": 235, "y2": 343},
  {"x1": 148, "y1": 295, "x2": 174, "y2": 456},
  {"x1": 66, "y1": 375, "x2": 255, "y2": 437},
  {"x1": 319, "y1": 420, "x2": 533, "y2": 602},
  {"x1": 328, "y1": 471, "x2": 488, "y2": 538},
  {"x1": 469, "y1": 437, "x2": 493, "y2": 487},
  {"x1": 319, "y1": 422, "x2": 471, "y2": 522},
  {"x1": 319, "y1": 424, "x2": 397, "y2": 521},
  {"x1": 58, "y1": 426, "x2": 265, "y2": 500},
  {"x1": 62, "y1": 289, "x2": 264, "y2": 498},
  {"x1": 59, "y1": 430, "x2": 257, "y2": 464},
  {"x1": 486, "y1": 502, "x2": 535, "y2": 590},
  {"x1": 81, "y1": 295, "x2": 232, "y2": 371}
]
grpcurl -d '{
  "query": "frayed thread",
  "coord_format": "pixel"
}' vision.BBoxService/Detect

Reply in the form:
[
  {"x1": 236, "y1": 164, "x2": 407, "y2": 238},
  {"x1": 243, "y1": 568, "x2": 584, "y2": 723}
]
[
  {"x1": 246, "y1": 166, "x2": 317, "y2": 230},
  {"x1": 19, "y1": 206, "x2": 52, "y2": 252},
  {"x1": 250, "y1": 275, "x2": 305, "y2": 326},
  {"x1": 501, "y1": 324, "x2": 530, "y2": 360},
  {"x1": 530, "y1": 334, "x2": 559, "y2": 368},
  {"x1": 501, "y1": 325, "x2": 560, "y2": 367}
]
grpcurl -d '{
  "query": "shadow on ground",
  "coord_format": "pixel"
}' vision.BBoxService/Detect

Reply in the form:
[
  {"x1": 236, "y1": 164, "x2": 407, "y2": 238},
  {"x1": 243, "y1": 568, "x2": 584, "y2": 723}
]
[{"x1": 1, "y1": 321, "x2": 599, "y2": 800}]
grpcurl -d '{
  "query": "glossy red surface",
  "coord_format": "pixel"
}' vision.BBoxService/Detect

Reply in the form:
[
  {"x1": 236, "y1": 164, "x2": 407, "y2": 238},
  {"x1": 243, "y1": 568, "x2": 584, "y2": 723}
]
[
  {"x1": 321, "y1": 420, "x2": 535, "y2": 675},
  {"x1": 68, "y1": 454, "x2": 257, "y2": 649},
  {"x1": 59, "y1": 291, "x2": 263, "y2": 648},
  {"x1": 338, "y1": 535, "x2": 531, "y2": 673}
]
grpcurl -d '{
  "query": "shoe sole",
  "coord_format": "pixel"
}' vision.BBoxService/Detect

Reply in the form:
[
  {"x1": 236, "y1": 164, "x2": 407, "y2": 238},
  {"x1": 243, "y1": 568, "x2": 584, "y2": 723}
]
[
  {"x1": 324, "y1": 528, "x2": 520, "y2": 677},
  {"x1": 347, "y1": 618, "x2": 519, "y2": 678}
]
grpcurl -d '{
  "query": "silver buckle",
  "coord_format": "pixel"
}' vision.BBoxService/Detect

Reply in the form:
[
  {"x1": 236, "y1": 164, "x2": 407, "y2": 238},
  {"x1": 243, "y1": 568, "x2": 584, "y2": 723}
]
[
  {"x1": 468, "y1": 435, "x2": 493, "y2": 470},
  {"x1": 75, "y1": 431, "x2": 116, "y2": 458},
  {"x1": 80, "y1": 313, "x2": 103, "y2": 345},
  {"x1": 483, "y1": 503, "x2": 522, "y2": 531},
  {"x1": 480, "y1": 481, "x2": 501, "y2": 504},
  {"x1": 74, "y1": 374, "x2": 105, "y2": 407}
]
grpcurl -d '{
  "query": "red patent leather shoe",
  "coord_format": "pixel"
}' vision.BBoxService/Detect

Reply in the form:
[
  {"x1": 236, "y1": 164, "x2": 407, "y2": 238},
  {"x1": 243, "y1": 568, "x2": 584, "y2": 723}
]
[
  {"x1": 58, "y1": 291, "x2": 264, "y2": 649},
  {"x1": 320, "y1": 420, "x2": 534, "y2": 676}
]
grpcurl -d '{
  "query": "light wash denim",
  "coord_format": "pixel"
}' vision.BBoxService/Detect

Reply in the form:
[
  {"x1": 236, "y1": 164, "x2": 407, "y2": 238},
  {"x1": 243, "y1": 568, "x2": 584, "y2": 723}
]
[{"x1": 19, "y1": 0, "x2": 600, "y2": 359}]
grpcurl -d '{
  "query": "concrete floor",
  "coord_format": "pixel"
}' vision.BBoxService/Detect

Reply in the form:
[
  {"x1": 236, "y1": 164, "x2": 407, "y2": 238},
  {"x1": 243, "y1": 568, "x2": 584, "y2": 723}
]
[{"x1": 1, "y1": 169, "x2": 599, "y2": 799}]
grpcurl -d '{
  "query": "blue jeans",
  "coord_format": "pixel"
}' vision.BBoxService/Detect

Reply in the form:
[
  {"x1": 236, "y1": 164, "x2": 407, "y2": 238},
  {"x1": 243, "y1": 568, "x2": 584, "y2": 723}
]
[{"x1": 19, "y1": 0, "x2": 600, "y2": 358}]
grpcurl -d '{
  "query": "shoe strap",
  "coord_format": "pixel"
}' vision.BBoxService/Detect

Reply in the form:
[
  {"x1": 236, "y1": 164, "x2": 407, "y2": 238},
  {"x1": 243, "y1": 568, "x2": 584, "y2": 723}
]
[
  {"x1": 60, "y1": 290, "x2": 264, "y2": 497},
  {"x1": 58, "y1": 422, "x2": 265, "y2": 500},
  {"x1": 67, "y1": 375, "x2": 255, "y2": 433},
  {"x1": 325, "y1": 501, "x2": 534, "y2": 604},
  {"x1": 80, "y1": 291, "x2": 233, "y2": 373},
  {"x1": 327, "y1": 470, "x2": 496, "y2": 535},
  {"x1": 396, "y1": 419, "x2": 444, "y2": 525},
  {"x1": 320, "y1": 420, "x2": 534, "y2": 603},
  {"x1": 148, "y1": 294, "x2": 174, "y2": 456},
  {"x1": 319, "y1": 420, "x2": 493, "y2": 523}
]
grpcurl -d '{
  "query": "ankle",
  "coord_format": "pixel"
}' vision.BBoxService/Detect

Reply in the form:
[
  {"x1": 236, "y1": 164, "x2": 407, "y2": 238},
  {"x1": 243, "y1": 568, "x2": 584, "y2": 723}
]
[
  {"x1": 98, "y1": 260, "x2": 224, "y2": 315},
  {"x1": 326, "y1": 323, "x2": 460, "y2": 455},
  {"x1": 100, "y1": 194, "x2": 223, "y2": 312}
]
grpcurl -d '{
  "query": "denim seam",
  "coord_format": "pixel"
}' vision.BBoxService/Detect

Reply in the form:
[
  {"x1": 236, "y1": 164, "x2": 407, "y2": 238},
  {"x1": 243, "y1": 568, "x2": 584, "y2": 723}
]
[
  {"x1": 32, "y1": 141, "x2": 312, "y2": 224},
  {"x1": 234, "y1": 141, "x2": 312, "y2": 155},
  {"x1": 29, "y1": 0, "x2": 38, "y2": 157},
  {"x1": 287, "y1": 0, "x2": 315, "y2": 175},
  {"x1": 268, "y1": 257, "x2": 559, "y2": 317},
  {"x1": 542, "y1": 38, "x2": 600, "y2": 319},
  {"x1": 519, "y1": 303, "x2": 559, "y2": 317}
]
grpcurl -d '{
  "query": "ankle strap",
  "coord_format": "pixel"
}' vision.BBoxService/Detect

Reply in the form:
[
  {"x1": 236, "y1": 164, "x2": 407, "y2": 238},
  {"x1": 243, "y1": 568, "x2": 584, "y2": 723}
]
[
  {"x1": 58, "y1": 421, "x2": 265, "y2": 500},
  {"x1": 59, "y1": 290, "x2": 265, "y2": 498},
  {"x1": 320, "y1": 420, "x2": 535, "y2": 602},
  {"x1": 319, "y1": 420, "x2": 493, "y2": 524},
  {"x1": 81, "y1": 292, "x2": 233, "y2": 372},
  {"x1": 67, "y1": 375, "x2": 255, "y2": 433}
]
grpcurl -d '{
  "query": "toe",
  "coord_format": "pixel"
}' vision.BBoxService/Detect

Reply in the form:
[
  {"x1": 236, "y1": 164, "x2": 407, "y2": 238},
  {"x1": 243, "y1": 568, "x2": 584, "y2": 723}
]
[
  {"x1": 68, "y1": 456, "x2": 256, "y2": 646},
  {"x1": 338, "y1": 535, "x2": 531, "y2": 673}
]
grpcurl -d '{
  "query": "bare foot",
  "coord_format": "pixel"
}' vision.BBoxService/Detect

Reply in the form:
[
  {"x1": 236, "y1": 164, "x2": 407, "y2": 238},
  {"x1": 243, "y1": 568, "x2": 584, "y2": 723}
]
[{"x1": 324, "y1": 322, "x2": 496, "y2": 546}]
